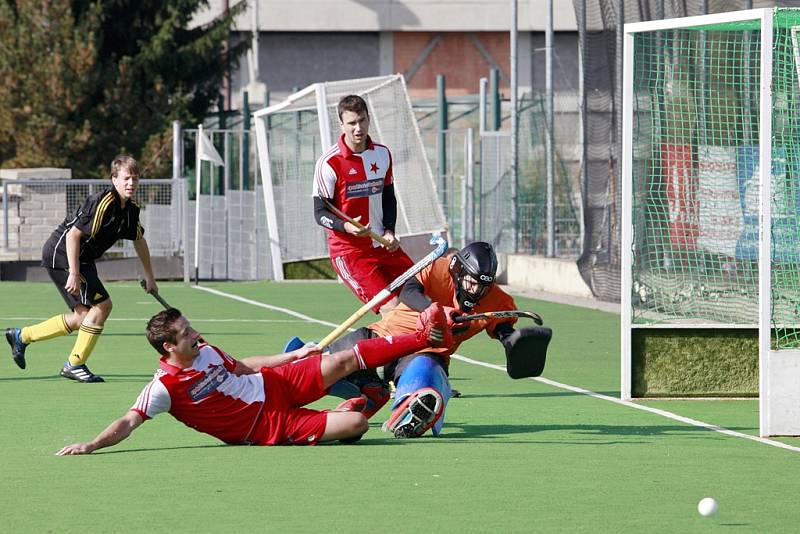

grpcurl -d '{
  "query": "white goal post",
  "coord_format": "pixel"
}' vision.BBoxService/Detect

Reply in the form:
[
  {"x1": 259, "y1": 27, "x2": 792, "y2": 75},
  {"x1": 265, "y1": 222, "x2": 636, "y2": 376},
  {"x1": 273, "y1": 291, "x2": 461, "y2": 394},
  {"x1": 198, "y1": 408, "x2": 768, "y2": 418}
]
[
  {"x1": 622, "y1": 8, "x2": 800, "y2": 437},
  {"x1": 253, "y1": 75, "x2": 446, "y2": 280}
]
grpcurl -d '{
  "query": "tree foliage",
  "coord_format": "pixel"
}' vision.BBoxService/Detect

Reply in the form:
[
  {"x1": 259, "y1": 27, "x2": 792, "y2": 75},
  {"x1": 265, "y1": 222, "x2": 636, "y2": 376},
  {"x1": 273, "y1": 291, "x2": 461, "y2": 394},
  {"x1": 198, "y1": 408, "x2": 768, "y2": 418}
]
[{"x1": 0, "y1": 0, "x2": 246, "y2": 178}]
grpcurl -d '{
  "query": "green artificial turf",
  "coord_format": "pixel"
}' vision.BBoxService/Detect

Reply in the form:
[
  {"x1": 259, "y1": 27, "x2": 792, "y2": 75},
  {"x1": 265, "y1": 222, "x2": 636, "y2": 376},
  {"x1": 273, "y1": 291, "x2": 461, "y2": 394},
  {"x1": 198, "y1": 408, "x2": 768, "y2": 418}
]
[{"x1": 2, "y1": 281, "x2": 800, "y2": 533}]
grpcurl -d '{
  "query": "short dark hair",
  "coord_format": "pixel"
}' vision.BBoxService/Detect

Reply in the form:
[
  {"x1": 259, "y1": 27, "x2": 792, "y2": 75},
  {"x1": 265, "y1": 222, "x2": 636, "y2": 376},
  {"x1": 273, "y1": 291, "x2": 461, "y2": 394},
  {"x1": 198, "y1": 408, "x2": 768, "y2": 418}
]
[
  {"x1": 146, "y1": 308, "x2": 183, "y2": 354},
  {"x1": 337, "y1": 94, "x2": 368, "y2": 121}
]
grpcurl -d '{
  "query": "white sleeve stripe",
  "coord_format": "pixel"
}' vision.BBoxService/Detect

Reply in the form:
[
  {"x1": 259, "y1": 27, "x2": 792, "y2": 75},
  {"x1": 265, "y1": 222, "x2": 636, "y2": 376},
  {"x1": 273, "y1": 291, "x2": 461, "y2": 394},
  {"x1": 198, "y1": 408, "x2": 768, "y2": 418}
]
[
  {"x1": 133, "y1": 378, "x2": 171, "y2": 417},
  {"x1": 353, "y1": 344, "x2": 367, "y2": 370},
  {"x1": 313, "y1": 162, "x2": 333, "y2": 198},
  {"x1": 136, "y1": 380, "x2": 155, "y2": 412},
  {"x1": 313, "y1": 147, "x2": 339, "y2": 199}
]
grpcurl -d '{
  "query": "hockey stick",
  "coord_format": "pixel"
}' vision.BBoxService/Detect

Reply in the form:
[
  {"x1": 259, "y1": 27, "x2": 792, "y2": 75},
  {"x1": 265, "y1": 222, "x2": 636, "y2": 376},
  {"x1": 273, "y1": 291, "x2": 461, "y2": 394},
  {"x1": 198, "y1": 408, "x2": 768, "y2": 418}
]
[
  {"x1": 140, "y1": 279, "x2": 172, "y2": 309},
  {"x1": 321, "y1": 198, "x2": 393, "y2": 248},
  {"x1": 453, "y1": 310, "x2": 543, "y2": 326},
  {"x1": 317, "y1": 235, "x2": 448, "y2": 349}
]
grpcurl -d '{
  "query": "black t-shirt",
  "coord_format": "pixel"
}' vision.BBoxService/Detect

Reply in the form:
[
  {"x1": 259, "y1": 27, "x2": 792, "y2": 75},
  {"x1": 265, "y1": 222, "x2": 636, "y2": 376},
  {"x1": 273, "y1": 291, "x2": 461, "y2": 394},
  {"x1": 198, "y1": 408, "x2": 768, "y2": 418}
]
[{"x1": 42, "y1": 187, "x2": 144, "y2": 269}]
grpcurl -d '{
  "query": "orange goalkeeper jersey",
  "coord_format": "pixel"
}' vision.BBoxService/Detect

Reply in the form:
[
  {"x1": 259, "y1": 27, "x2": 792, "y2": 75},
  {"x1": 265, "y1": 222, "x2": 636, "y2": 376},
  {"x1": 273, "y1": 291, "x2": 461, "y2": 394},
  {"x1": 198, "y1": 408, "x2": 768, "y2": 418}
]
[{"x1": 369, "y1": 257, "x2": 517, "y2": 363}]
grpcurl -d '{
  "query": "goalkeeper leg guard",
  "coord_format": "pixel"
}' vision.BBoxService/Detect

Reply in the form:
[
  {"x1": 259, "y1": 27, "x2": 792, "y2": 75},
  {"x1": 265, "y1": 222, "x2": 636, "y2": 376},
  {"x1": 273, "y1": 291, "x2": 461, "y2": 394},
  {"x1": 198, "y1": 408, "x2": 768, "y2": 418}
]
[{"x1": 390, "y1": 354, "x2": 452, "y2": 436}]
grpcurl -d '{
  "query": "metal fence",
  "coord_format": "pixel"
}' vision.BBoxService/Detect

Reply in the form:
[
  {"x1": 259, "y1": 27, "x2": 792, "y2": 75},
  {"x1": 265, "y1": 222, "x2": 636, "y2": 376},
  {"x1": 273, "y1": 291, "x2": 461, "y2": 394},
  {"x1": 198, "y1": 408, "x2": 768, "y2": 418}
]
[
  {"x1": 0, "y1": 178, "x2": 182, "y2": 262},
  {"x1": 417, "y1": 92, "x2": 583, "y2": 259},
  {"x1": 180, "y1": 127, "x2": 272, "y2": 280}
]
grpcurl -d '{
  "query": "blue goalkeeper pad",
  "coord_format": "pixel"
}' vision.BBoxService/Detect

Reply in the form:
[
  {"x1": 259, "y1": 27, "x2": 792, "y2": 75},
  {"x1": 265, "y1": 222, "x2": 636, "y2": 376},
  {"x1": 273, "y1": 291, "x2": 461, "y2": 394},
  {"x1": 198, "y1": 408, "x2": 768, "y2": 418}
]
[{"x1": 392, "y1": 355, "x2": 452, "y2": 436}]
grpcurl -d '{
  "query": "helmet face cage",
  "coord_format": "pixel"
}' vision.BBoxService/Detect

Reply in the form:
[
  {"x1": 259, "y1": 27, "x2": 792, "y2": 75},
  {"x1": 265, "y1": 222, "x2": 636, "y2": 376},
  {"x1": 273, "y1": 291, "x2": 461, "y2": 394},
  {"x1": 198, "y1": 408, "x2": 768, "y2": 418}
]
[{"x1": 448, "y1": 242, "x2": 497, "y2": 311}]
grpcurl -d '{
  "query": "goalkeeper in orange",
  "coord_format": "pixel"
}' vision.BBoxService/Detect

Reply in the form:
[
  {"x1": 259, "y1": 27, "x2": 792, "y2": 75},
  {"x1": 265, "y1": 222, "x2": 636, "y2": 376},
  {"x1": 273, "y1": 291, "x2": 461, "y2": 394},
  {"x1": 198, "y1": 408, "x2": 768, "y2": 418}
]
[{"x1": 326, "y1": 241, "x2": 539, "y2": 438}]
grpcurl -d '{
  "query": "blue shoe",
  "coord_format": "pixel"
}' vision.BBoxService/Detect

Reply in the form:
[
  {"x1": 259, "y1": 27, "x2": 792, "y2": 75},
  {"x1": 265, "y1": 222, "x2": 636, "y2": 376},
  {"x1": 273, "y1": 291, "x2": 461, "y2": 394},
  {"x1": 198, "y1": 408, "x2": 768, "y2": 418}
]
[
  {"x1": 60, "y1": 363, "x2": 104, "y2": 383},
  {"x1": 5, "y1": 328, "x2": 27, "y2": 369}
]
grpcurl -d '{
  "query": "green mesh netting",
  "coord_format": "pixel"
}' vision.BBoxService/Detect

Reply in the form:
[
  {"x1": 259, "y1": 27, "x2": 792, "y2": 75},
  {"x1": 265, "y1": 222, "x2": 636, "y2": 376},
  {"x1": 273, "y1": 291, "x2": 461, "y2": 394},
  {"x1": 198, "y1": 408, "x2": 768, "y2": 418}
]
[{"x1": 631, "y1": 9, "x2": 800, "y2": 349}]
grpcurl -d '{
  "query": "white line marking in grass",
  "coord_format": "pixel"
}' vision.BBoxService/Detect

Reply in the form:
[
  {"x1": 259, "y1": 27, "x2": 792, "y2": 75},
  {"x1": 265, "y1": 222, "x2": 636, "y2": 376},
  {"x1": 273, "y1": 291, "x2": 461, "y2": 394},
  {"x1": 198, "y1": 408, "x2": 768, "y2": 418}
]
[
  {"x1": 451, "y1": 354, "x2": 800, "y2": 453},
  {"x1": 194, "y1": 285, "x2": 800, "y2": 453},
  {"x1": 192, "y1": 286, "x2": 340, "y2": 328}
]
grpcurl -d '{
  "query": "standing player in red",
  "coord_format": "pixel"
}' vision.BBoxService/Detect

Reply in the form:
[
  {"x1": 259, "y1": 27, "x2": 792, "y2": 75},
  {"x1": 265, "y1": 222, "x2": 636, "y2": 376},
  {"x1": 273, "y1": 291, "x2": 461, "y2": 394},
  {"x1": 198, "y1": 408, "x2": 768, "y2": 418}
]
[
  {"x1": 55, "y1": 303, "x2": 451, "y2": 454},
  {"x1": 312, "y1": 94, "x2": 414, "y2": 317}
]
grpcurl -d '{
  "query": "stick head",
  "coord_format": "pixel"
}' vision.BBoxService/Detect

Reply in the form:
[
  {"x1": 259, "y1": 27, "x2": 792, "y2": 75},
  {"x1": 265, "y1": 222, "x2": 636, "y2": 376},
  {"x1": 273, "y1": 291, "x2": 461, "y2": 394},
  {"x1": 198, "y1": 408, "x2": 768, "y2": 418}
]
[{"x1": 514, "y1": 311, "x2": 543, "y2": 325}]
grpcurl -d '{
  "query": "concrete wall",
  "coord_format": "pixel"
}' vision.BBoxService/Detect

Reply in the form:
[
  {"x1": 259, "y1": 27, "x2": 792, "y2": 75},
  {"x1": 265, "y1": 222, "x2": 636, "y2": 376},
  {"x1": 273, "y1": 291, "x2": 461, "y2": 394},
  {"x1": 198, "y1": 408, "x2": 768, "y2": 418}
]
[
  {"x1": 498, "y1": 253, "x2": 593, "y2": 299},
  {"x1": 0, "y1": 168, "x2": 71, "y2": 262},
  {"x1": 195, "y1": 1, "x2": 578, "y2": 32},
  {"x1": 231, "y1": 32, "x2": 381, "y2": 94},
  {"x1": 231, "y1": 29, "x2": 536, "y2": 103}
]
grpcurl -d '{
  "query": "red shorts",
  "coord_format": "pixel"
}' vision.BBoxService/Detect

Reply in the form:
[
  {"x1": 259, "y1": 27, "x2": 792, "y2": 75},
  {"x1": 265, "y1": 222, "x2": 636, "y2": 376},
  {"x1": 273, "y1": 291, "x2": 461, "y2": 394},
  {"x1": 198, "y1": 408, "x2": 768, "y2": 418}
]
[
  {"x1": 330, "y1": 247, "x2": 414, "y2": 312},
  {"x1": 251, "y1": 354, "x2": 329, "y2": 446}
]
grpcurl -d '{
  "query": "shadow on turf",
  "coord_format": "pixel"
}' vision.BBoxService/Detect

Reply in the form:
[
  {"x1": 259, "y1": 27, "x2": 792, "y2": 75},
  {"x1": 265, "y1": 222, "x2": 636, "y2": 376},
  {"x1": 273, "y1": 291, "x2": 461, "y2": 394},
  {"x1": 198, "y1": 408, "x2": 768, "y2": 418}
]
[
  {"x1": 91, "y1": 444, "x2": 229, "y2": 455},
  {"x1": 434, "y1": 422, "x2": 758, "y2": 440}
]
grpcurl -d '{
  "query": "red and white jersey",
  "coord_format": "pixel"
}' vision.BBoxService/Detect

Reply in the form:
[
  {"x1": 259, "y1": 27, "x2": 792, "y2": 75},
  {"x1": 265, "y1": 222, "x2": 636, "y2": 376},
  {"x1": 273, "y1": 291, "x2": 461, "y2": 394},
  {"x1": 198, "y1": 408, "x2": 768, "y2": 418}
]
[
  {"x1": 131, "y1": 344, "x2": 266, "y2": 445},
  {"x1": 312, "y1": 133, "x2": 393, "y2": 256}
]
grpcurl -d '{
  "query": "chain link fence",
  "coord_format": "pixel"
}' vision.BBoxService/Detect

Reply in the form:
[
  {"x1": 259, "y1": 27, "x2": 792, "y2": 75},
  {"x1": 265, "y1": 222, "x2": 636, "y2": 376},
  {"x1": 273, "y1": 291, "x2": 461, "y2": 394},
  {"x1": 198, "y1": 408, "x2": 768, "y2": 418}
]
[{"x1": 0, "y1": 178, "x2": 181, "y2": 263}]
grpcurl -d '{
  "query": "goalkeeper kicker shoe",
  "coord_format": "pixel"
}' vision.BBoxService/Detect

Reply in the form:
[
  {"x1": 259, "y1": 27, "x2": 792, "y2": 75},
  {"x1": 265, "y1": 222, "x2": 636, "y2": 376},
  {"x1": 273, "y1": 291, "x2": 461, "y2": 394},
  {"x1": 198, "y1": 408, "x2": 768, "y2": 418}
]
[
  {"x1": 5, "y1": 328, "x2": 28, "y2": 369},
  {"x1": 60, "y1": 363, "x2": 105, "y2": 383},
  {"x1": 384, "y1": 387, "x2": 444, "y2": 439}
]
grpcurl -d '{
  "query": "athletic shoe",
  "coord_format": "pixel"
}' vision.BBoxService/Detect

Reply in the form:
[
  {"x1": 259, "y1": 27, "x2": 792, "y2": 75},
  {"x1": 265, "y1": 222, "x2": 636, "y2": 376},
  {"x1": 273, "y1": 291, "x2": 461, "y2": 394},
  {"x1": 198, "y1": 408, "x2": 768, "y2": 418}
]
[
  {"x1": 360, "y1": 381, "x2": 391, "y2": 419},
  {"x1": 334, "y1": 396, "x2": 368, "y2": 412},
  {"x1": 5, "y1": 328, "x2": 27, "y2": 369},
  {"x1": 60, "y1": 363, "x2": 105, "y2": 383},
  {"x1": 384, "y1": 388, "x2": 443, "y2": 439}
]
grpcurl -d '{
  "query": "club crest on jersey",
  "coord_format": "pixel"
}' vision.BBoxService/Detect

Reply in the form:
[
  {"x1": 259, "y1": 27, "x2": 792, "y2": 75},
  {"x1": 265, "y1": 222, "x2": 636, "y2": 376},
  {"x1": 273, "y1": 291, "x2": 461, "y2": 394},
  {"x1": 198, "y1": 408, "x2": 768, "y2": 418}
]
[
  {"x1": 188, "y1": 365, "x2": 228, "y2": 401},
  {"x1": 345, "y1": 178, "x2": 383, "y2": 198}
]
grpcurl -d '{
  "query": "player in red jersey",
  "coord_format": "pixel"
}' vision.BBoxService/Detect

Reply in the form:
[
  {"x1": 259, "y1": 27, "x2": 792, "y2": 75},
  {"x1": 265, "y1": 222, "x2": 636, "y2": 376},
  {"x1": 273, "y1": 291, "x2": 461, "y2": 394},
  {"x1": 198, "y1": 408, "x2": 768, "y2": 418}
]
[
  {"x1": 55, "y1": 303, "x2": 452, "y2": 454},
  {"x1": 312, "y1": 94, "x2": 414, "y2": 316}
]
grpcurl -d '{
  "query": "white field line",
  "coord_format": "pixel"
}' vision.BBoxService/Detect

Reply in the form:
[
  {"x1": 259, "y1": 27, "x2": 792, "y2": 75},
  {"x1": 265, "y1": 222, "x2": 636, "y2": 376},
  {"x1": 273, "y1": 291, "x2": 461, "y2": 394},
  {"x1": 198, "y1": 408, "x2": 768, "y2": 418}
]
[
  {"x1": 452, "y1": 354, "x2": 800, "y2": 453},
  {"x1": 192, "y1": 286, "x2": 340, "y2": 328},
  {"x1": 197, "y1": 285, "x2": 800, "y2": 453}
]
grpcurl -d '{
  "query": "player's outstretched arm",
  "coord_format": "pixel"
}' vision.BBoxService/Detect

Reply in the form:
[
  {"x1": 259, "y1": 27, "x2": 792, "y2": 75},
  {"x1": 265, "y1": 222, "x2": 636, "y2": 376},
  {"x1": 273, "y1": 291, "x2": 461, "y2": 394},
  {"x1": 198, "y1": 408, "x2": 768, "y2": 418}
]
[{"x1": 56, "y1": 411, "x2": 144, "y2": 456}]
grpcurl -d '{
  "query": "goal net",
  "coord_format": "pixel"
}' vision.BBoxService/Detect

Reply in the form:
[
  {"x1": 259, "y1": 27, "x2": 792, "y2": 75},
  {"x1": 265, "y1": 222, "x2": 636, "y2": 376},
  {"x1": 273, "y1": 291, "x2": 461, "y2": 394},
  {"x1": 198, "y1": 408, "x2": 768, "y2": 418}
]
[
  {"x1": 253, "y1": 75, "x2": 446, "y2": 278},
  {"x1": 622, "y1": 8, "x2": 800, "y2": 436}
]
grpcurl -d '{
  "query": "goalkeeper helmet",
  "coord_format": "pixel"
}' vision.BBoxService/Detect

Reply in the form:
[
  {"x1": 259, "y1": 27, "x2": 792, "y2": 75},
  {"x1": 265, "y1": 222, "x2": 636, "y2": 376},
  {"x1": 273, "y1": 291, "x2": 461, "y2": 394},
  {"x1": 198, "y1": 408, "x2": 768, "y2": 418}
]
[{"x1": 448, "y1": 241, "x2": 497, "y2": 311}]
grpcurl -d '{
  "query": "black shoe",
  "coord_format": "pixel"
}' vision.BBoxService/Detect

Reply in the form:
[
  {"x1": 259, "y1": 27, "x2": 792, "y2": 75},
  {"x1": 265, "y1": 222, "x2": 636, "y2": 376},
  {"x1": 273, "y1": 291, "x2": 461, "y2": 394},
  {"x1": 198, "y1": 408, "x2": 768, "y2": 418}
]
[
  {"x1": 5, "y1": 328, "x2": 27, "y2": 369},
  {"x1": 60, "y1": 363, "x2": 104, "y2": 383}
]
